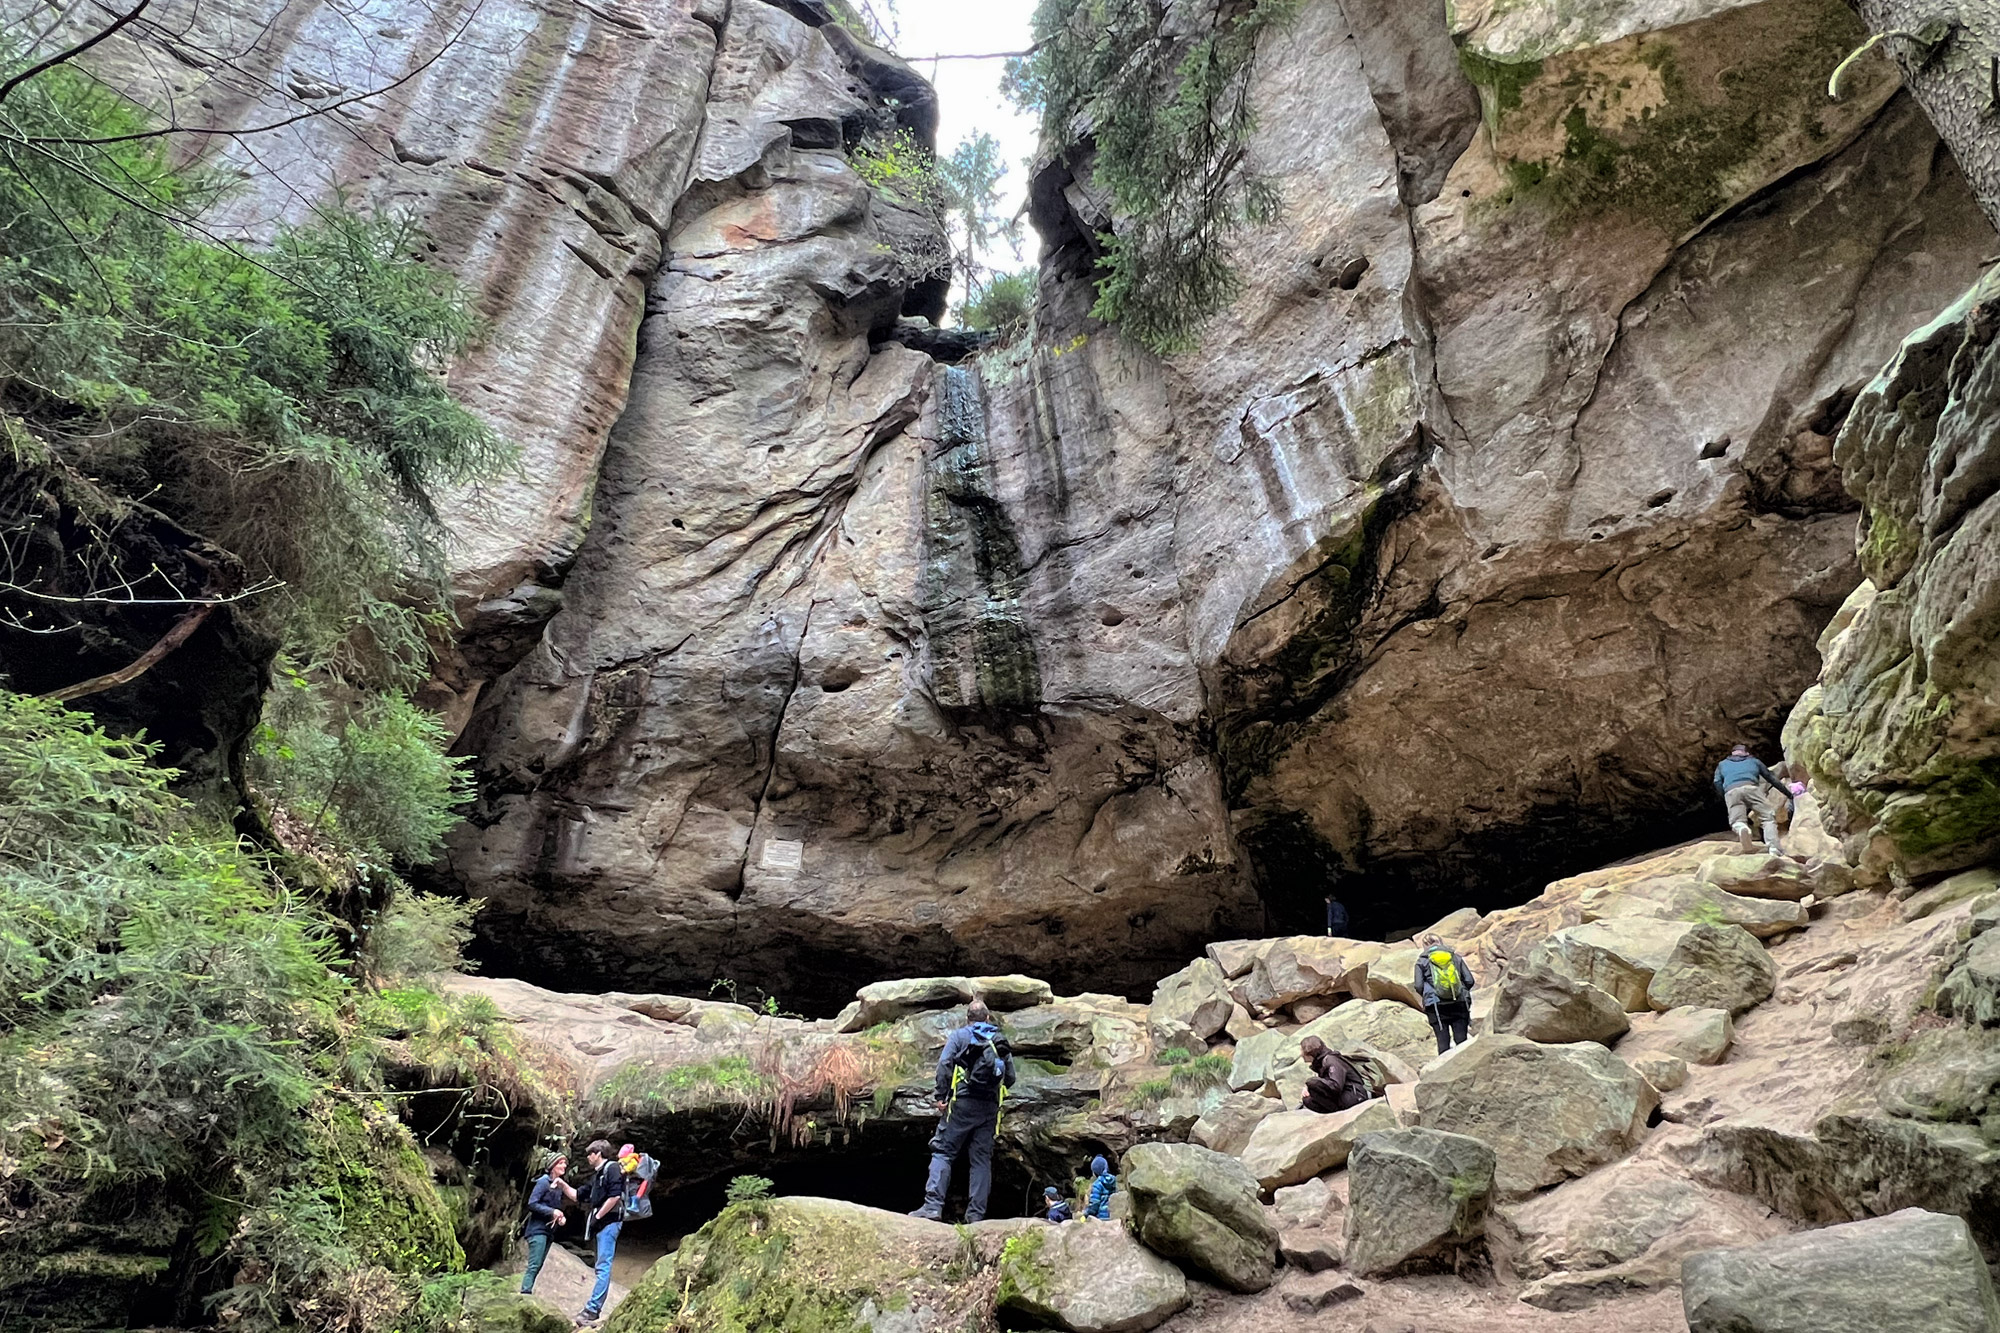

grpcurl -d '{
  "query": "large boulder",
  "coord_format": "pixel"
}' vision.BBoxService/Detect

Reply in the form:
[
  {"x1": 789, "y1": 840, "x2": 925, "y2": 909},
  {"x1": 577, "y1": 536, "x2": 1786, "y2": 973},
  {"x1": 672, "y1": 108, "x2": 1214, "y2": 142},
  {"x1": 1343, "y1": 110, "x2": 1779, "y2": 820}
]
[
  {"x1": 848, "y1": 977, "x2": 975, "y2": 1027},
  {"x1": 1620, "y1": 1007, "x2": 1734, "y2": 1066},
  {"x1": 1191, "y1": 1090, "x2": 1286, "y2": 1156},
  {"x1": 1344, "y1": 1128, "x2": 1495, "y2": 1277},
  {"x1": 1645, "y1": 923, "x2": 1776, "y2": 1015},
  {"x1": 1491, "y1": 959, "x2": 1631, "y2": 1045},
  {"x1": 1582, "y1": 876, "x2": 1809, "y2": 939},
  {"x1": 1238, "y1": 1101, "x2": 1398, "y2": 1192},
  {"x1": 1413, "y1": 1035, "x2": 1657, "y2": 1197},
  {"x1": 1240, "y1": 937, "x2": 1349, "y2": 1013},
  {"x1": 1228, "y1": 1027, "x2": 1292, "y2": 1091},
  {"x1": 1697, "y1": 854, "x2": 1823, "y2": 902},
  {"x1": 1122, "y1": 1143, "x2": 1279, "y2": 1293},
  {"x1": 608, "y1": 1198, "x2": 1024, "y2": 1333},
  {"x1": 1682, "y1": 1209, "x2": 2000, "y2": 1333},
  {"x1": 974, "y1": 975, "x2": 1056, "y2": 1011},
  {"x1": 1282, "y1": 998, "x2": 1437, "y2": 1072},
  {"x1": 1937, "y1": 931, "x2": 2000, "y2": 1027},
  {"x1": 1534, "y1": 920, "x2": 1695, "y2": 1011},
  {"x1": 997, "y1": 1221, "x2": 1188, "y2": 1333},
  {"x1": 1148, "y1": 958, "x2": 1235, "y2": 1050},
  {"x1": 1361, "y1": 948, "x2": 1425, "y2": 1008}
]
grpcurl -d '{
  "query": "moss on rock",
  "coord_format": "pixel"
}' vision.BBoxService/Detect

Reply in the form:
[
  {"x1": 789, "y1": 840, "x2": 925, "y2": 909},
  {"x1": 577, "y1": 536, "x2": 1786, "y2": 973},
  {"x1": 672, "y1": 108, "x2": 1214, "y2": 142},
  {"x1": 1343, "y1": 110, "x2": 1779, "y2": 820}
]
[{"x1": 323, "y1": 1101, "x2": 466, "y2": 1277}]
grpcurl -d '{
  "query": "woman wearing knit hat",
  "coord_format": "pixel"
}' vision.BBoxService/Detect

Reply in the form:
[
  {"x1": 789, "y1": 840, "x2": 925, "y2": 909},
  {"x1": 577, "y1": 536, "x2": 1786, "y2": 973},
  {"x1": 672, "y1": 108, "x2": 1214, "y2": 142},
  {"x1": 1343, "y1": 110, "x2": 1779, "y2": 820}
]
[{"x1": 520, "y1": 1152, "x2": 577, "y2": 1294}]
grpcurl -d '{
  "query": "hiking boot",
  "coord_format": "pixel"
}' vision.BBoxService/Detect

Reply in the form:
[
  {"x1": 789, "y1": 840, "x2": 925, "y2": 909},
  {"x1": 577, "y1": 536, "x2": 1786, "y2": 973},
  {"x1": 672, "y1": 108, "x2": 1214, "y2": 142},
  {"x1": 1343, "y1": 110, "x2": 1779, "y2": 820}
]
[
  {"x1": 573, "y1": 1312, "x2": 601, "y2": 1327},
  {"x1": 908, "y1": 1206, "x2": 944, "y2": 1221},
  {"x1": 1735, "y1": 824, "x2": 1754, "y2": 854}
]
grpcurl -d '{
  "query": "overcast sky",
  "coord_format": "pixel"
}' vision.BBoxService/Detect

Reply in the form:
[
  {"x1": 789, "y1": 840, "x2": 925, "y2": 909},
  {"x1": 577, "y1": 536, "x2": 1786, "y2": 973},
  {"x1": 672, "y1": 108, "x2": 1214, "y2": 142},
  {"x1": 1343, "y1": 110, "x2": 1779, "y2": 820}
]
[{"x1": 893, "y1": 1, "x2": 1040, "y2": 271}]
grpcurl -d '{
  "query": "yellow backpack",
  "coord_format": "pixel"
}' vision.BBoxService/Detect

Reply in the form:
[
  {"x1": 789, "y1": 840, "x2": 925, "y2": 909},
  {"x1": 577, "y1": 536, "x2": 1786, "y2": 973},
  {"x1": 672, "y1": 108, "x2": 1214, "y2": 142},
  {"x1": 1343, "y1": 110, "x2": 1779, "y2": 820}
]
[{"x1": 1428, "y1": 950, "x2": 1467, "y2": 1002}]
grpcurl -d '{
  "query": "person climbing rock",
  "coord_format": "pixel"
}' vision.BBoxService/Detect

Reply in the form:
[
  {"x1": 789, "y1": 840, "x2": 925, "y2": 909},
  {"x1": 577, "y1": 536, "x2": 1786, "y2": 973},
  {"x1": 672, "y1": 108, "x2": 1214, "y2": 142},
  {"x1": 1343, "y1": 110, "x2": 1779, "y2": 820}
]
[
  {"x1": 1414, "y1": 933, "x2": 1475, "y2": 1055},
  {"x1": 1325, "y1": 893, "x2": 1349, "y2": 936},
  {"x1": 521, "y1": 1151, "x2": 577, "y2": 1295},
  {"x1": 1041, "y1": 1186, "x2": 1074, "y2": 1223},
  {"x1": 574, "y1": 1140, "x2": 624, "y2": 1325},
  {"x1": 1085, "y1": 1155, "x2": 1117, "y2": 1220},
  {"x1": 1714, "y1": 742, "x2": 1794, "y2": 855},
  {"x1": 1298, "y1": 1036, "x2": 1373, "y2": 1113},
  {"x1": 909, "y1": 1000, "x2": 1016, "y2": 1223}
]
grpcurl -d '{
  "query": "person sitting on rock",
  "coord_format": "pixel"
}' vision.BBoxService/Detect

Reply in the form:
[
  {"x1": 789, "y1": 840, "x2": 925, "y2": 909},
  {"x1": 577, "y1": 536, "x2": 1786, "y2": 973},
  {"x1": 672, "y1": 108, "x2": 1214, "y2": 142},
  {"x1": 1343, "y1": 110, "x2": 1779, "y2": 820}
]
[
  {"x1": 1414, "y1": 933, "x2": 1476, "y2": 1055},
  {"x1": 1714, "y1": 742, "x2": 1795, "y2": 855},
  {"x1": 1041, "y1": 1186, "x2": 1074, "y2": 1223},
  {"x1": 1298, "y1": 1036, "x2": 1373, "y2": 1113},
  {"x1": 909, "y1": 1000, "x2": 1016, "y2": 1223},
  {"x1": 1084, "y1": 1155, "x2": 1117, "y2": 1220}
]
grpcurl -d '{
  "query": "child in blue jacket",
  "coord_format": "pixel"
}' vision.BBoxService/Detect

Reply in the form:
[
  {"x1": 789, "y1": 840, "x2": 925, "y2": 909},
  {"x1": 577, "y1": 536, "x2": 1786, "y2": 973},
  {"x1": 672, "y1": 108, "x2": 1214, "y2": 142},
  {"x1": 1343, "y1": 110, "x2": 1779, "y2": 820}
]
[{"x1": 1085, "y1": 1155, "x2": 1116, "y2": 1220}]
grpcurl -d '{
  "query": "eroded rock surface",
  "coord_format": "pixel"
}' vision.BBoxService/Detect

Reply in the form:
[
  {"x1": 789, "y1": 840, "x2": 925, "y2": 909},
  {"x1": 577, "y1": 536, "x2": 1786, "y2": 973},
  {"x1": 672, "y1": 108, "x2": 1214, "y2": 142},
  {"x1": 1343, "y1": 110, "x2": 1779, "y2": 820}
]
[{"x1": 407, "y1": 0, "x2": 1986, "y2": 1001}]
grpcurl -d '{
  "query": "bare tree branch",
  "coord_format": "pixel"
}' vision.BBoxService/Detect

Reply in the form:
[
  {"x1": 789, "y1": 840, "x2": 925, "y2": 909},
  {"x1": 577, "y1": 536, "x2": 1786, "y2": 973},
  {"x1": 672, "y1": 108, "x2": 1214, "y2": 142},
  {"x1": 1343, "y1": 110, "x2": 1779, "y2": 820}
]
[
  {"x1": 0, "y1": 0, "x2": 152, "y2": 105},
  {"x1": 38, "y1": 599, "x2": 211, "y2": 701}
]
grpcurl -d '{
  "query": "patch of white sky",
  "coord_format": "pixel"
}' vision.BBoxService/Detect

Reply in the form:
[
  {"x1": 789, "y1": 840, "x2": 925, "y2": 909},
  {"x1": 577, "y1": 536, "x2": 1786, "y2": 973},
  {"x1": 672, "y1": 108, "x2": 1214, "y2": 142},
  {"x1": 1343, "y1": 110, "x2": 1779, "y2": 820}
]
[{"x1": 888, "y1": 0, "x2": 1040, "y2": 273}]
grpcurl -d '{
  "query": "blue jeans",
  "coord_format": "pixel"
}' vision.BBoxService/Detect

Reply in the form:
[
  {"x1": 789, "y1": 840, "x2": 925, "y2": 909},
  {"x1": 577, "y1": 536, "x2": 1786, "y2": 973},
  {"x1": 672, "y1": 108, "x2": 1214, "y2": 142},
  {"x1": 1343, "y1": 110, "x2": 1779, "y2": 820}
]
[
  {"x1": 583, "y1": 1219, "x2": 620, "y2": 1316},
  {"x1": 520, "y1": 1233, "x2": 550, "y2": 1293}
]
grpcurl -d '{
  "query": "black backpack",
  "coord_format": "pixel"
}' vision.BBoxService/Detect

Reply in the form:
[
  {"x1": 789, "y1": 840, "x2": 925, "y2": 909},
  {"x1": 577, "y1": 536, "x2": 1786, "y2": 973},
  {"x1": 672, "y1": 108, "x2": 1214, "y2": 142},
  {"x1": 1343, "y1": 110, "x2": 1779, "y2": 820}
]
[{"x1": 955, "y1": 1022, "x2": 1013, "y2": 1096}]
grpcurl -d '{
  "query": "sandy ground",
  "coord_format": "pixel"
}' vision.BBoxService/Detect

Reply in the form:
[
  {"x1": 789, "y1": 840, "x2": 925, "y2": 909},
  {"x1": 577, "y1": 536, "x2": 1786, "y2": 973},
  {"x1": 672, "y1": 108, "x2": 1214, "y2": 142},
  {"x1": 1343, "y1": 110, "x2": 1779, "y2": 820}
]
[{"x1": 1160, "y1": 1269, "x2": 1692, "y2": 1332}]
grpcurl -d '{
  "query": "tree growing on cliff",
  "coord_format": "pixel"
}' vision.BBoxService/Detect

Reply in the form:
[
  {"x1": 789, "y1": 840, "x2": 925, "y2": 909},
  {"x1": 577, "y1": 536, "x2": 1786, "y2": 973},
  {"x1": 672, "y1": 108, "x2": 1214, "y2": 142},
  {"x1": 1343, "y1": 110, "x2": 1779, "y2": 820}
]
[
  {"x1": 1005, "y1": 0, "x2": 1298, "y2": 354},
  {"x1": 937, "y1": 131, "x2": 1023, "y2": 306}
]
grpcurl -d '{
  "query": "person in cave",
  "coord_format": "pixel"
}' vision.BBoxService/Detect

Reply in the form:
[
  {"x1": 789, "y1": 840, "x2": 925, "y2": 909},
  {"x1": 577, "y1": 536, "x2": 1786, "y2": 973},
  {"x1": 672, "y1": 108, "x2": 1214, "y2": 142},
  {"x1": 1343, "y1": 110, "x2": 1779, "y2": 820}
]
[
  {"x1": 1713, "y1": 742, "x2": 1795, "y2": 855},
  {"x1": 909, "y1": 999, "x2": 1017, "y2": 1223},
  {"x1": 1298, "y1": 1036, "x2": 1374, "y2": 1113},
  {"x1": 1415, "y1": 933, "x2": 1476, "y2": 1055},
  {"x1": 1325, "y1": 893, "x2": 1350, "y2": 936},
  {"x1": 520, "y1": 1151, "x2": 578, "y2": 1295}
]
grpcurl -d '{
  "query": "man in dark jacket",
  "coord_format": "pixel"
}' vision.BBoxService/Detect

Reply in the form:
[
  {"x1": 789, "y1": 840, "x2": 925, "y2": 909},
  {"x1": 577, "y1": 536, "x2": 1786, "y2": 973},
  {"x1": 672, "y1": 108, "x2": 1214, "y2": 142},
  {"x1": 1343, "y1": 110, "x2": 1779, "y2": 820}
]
[
  {"x1": 575, "y1": 1140, "x2": 624, "y2": 1325},
  {"x1": 1298, "y1": 1036, "x2": 1373, "y2": 1113},
  {"x1": 1713, "y1": 743, "x2": 1794, "y2": 855},
  {"x1": 521, "y1": 1151, "x2": 577, "y2": 1294},
  {"x1": 1325, "y1": 894, "x2": 1349, "y2": 936},
  {"x1": 909, "y1": 1000, "x2": 1016, "y2": 1223},
  {"x1": 1414, "y1": 934, "x2": 1476, "y2": 1055}
]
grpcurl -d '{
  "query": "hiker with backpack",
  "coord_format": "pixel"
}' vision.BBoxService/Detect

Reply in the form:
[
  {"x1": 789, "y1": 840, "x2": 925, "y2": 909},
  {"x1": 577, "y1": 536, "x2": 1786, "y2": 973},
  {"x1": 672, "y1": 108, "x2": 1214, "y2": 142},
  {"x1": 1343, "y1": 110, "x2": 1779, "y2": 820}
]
[
  {"x1": 521, "y1": 1151, "x2": 578, "y2": 1295},
  {"x1": 1297, "y1": 1036, "x2": 1375, "y2": 1113},
  {"x1": 1414, "y1": 933, "x2": 1476, "y2": 1055},
  {"x1": 1713, "y1": 742, "x2": 1795, "y2": 855},
  {"x1": 909, "y1": 999, "x2": 1017, "y2": 1223}
]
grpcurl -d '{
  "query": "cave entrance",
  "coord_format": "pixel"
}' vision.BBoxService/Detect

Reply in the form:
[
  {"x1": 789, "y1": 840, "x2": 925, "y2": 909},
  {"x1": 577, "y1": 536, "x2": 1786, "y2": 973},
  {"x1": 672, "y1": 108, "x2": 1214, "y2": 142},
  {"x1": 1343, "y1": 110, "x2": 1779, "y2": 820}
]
[
  {"x1": 626, "y1": 1120, "x2": 1038, "y2": 1257},
  {"x1": 1239, "y1": 790, "x2": 1735, "y2": 942}
]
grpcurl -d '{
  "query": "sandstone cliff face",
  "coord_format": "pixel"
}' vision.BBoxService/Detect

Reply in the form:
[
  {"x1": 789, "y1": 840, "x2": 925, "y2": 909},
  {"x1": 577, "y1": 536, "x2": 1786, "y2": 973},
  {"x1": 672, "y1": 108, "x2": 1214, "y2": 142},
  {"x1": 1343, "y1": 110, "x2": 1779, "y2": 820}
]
[
  {"x1": 58, "y1": 0, "x2": 1996, "y2": 1001},
  {"x1": 1786, "y1": 269, "x2": 2000, "y2": 882},
  {"x1": 447, "y1": 0, "x2": 1994, "y2": 1006}
]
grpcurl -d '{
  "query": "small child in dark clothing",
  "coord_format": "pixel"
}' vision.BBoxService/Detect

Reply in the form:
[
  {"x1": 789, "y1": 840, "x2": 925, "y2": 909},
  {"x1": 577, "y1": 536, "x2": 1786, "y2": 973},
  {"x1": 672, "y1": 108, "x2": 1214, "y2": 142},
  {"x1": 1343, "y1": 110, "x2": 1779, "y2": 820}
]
[{"x1": 1041, "y1": 1185, "x2": 1074, "y2": 1223}]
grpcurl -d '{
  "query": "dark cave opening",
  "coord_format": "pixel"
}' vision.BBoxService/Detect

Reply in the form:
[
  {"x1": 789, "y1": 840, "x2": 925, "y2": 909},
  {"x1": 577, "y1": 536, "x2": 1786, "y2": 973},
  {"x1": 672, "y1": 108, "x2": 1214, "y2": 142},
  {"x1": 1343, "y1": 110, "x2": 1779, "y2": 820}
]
[
  {"x1": 1241, "y1": 787, "x2": 1735, "y2": 944},
  {"x1": 518, "y1": 1119, "x2": 1040, "y2": 1270}
]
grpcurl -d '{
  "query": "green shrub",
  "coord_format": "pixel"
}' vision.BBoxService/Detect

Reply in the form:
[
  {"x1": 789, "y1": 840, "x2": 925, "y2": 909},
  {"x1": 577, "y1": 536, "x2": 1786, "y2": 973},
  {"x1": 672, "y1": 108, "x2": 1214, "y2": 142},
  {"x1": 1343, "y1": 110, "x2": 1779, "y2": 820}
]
[
  {"x1": 362, "y1": 887, "x2": 481, "y2": 983},
  {"x1": 958, "y1": 269, "x2": 1035, "y2": 334},
  {"x1": 251, "y1": 667, "x2": 474, "y2": 865},
  {"x1": 726, "y1": 1174, "x2": 775, "y2": 1203}
]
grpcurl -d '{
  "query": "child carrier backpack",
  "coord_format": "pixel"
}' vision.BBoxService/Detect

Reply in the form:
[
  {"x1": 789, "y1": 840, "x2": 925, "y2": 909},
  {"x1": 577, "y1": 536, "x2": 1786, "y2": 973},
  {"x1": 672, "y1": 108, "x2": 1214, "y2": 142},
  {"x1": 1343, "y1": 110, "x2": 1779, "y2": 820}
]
[
  {"x1": 1428, "y1": 951, "x2": 1469, "y2": 1003},
  {"x1": 619, "y1": 1151, "x2": 658, "y2": 1221}
]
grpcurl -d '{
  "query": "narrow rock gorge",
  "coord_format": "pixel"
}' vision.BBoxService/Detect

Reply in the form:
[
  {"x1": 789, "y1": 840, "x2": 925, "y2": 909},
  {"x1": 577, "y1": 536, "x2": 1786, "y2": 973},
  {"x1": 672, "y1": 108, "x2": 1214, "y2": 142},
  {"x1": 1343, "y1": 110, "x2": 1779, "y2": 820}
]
[{"x1": 6, "y1": 0, "x2": 2000, "y2": 1327}]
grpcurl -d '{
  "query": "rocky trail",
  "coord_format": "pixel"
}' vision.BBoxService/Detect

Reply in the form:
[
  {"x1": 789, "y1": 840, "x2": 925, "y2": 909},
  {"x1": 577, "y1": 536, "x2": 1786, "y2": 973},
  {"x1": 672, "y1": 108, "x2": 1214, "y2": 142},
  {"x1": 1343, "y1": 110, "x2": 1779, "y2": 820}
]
[{"x1": 441, "y1": 795, "x2": 2000, "y2": 1332}]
